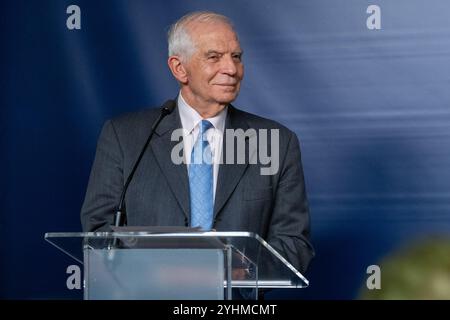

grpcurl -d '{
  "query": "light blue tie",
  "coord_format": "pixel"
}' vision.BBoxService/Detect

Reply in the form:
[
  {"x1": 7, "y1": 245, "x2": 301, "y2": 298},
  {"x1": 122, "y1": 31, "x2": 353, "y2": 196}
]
[{"x1": 189, "y1": 120, "x2": 214, "y2": 230}]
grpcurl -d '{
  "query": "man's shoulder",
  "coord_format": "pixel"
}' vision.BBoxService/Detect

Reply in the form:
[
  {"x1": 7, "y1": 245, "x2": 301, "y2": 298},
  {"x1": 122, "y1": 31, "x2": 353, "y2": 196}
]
[
  {"x1": 231, "y1": 105, "x2": 293, "y2": 134},
  {"x1": 109, "y1": 107, "x2": 162, "y2": 129},
  {"x1": 105, "y1": 104, "x2": 296, "y2": 139}
]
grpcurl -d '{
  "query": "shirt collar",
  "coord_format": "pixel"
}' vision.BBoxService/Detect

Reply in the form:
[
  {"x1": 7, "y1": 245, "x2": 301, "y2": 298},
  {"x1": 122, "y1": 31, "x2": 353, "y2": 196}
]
[{"x1": 177, "y1": 92, "x2": 227, "y2": 134}]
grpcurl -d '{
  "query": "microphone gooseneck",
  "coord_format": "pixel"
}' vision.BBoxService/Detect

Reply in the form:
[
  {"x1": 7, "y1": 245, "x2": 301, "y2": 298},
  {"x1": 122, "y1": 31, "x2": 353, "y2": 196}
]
[{"x1": 114, "y1": 100, "x2": 176, "y2": 227}]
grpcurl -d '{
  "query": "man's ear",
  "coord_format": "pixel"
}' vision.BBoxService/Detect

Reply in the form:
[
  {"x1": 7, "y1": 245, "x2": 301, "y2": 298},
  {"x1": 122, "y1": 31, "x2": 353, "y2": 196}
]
[{"x1": 168, "y1": 56, "x2": 188, "y2": 84}]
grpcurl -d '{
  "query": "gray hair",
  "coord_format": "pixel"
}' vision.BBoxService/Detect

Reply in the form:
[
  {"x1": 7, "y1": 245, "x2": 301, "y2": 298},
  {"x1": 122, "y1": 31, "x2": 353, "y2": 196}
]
[{"x1": 168, "y1": 11, "x2": 235, "y2": 61}]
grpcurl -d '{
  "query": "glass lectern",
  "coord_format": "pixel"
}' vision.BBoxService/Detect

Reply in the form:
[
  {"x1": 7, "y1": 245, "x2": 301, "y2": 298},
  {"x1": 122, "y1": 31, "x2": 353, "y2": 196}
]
[{"x1": 45, "y1": 231, "x2": 308, "y2": 300}]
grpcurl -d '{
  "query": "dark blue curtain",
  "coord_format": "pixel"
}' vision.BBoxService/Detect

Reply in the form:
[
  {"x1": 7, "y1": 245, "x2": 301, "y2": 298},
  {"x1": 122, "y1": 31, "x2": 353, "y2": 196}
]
[{"x1": 1, "y1": 0, "x2": 450, "y2": 299}]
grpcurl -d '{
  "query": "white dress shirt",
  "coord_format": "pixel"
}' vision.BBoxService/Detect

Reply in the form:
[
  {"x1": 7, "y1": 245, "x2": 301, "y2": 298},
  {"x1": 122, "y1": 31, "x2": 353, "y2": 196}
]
[{"x1": 177, "y1": 93, "x2": 227, "y2": 201}]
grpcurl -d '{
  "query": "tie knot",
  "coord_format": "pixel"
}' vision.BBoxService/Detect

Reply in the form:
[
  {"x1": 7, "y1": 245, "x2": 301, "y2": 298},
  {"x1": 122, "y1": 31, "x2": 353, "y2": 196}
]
[{"x1": 200, "y1": 120, "x2": 213, "y2": 134}]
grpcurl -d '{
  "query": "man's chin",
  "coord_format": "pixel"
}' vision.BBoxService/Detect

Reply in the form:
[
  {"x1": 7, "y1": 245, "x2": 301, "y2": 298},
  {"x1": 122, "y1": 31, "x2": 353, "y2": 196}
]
[{"x1": 214, "y1": 92, "x2": 239, "y2": 105}]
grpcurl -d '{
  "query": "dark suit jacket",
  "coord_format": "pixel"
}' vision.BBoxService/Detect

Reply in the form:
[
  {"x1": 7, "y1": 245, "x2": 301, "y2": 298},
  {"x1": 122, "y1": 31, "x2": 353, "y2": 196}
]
[{"x1": 80, "y1": 104, "x2": 314, "y2": 273}]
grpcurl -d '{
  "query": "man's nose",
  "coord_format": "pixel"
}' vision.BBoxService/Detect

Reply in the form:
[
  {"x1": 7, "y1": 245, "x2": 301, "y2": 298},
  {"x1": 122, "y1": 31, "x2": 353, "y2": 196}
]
[{"x1": 220, "y1": 55, "x2": 238, "y2": 76}]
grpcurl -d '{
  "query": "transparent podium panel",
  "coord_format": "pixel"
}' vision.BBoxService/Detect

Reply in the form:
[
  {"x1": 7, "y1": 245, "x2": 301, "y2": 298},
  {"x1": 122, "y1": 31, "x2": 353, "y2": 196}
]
[
  {"x1": 85, "y1": 249, "x2": 224, "y2": 300},
  {"x1": 45, "y1": 231, "x2": 308, "y2": 300}
]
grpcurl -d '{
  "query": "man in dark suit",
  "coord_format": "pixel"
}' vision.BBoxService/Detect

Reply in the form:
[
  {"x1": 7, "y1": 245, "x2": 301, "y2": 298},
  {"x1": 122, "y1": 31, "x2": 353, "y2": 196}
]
[{"x1": 81, "y1": 11, "x2": 314, "y2": 274}]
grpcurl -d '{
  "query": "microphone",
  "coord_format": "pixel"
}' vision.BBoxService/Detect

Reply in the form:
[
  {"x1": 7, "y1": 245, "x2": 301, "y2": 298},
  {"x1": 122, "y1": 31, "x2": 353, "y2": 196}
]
[{"x1": 113, "y1": 100, "x2": 176, "y2": 227}]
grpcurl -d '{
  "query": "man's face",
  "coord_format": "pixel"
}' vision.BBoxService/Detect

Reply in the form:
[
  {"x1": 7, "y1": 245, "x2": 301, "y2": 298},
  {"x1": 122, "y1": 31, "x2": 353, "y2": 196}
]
[{"x1": 181, "y1": 21, "x2": 244, "y2": 108}]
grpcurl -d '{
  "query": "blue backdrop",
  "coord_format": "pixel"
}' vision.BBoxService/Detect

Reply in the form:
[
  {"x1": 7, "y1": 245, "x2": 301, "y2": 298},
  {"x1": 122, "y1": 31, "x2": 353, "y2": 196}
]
[{"x1": 2, "y1": 0, "x2": 450, "y2": 299}]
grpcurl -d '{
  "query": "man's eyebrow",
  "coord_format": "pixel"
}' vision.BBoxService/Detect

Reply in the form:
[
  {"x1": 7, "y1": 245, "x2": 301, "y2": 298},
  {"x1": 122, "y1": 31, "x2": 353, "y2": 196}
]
[
  {"x1": 204, "y1": 50, "x2": 243, "y2": 55},
  {"x1": 205, "y1": 50, "x2": 223, "y2": 55}
]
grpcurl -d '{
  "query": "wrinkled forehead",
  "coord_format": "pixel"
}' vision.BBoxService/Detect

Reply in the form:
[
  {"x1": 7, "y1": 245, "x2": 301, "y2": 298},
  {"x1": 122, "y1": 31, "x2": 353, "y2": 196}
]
[{"x1": 186, "y1": 20, "x2": 241, "y2": 50}]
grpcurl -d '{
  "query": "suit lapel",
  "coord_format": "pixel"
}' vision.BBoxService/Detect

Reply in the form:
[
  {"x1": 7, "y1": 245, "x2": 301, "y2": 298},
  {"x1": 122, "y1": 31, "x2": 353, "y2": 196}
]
[
  {"x1": 214, "y1": 105, "x2": 251, "y2": 218},
  {"x1": 149, "y1": 103, "x2": 251, "y2": 222},
  {"x1": 150, "y1": 107, "x2": 190, "y2": 220}
]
